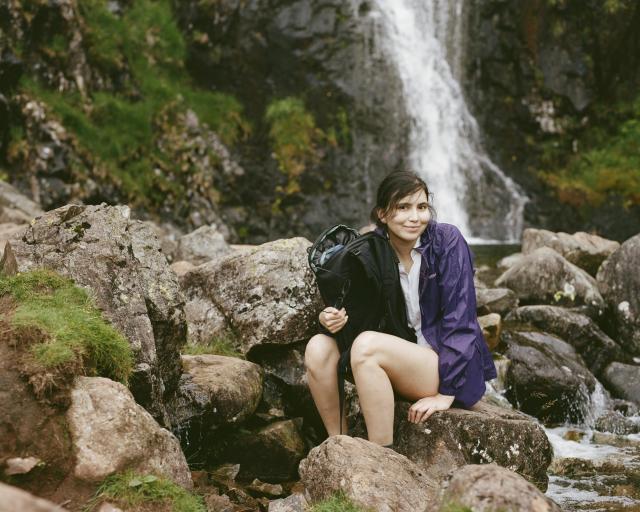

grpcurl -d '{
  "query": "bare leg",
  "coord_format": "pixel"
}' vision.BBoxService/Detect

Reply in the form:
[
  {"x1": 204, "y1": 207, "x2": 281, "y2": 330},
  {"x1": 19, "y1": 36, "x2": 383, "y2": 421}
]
[
  {"x1": 304, "y1": 334, "x2": 348, "y2": 436},
  {"x1": 350, "y1": 331, "x2": 439, "y2": 445}
]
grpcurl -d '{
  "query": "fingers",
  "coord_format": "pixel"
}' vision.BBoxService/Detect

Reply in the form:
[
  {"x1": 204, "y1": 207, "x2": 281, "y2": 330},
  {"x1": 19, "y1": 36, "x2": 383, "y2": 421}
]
[
  {"x1": 320, "y1": 308, "x2": 347, "y2": 332},
  {"x1": 417, "y1": 407, "x2": 435, "y2": 423}
]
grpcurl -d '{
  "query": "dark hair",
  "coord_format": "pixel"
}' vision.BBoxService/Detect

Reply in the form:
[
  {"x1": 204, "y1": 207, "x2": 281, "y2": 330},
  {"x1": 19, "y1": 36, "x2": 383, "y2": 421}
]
[{"x1": 370, "y1": 170, "x2": 436, "y2": 228}]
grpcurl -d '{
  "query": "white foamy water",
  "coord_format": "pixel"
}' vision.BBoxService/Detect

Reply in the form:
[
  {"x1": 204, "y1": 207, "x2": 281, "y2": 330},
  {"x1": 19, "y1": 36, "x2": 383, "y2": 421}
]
[{"x1": 368, "y1": 0, "x2": 528, "y2": 241}]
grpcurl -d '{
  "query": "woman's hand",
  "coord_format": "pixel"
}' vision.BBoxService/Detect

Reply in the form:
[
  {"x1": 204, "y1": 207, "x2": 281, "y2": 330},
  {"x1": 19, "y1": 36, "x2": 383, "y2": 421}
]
[
  {"x1": 319, "y1": 307, "x2": 348, "y2": 334},
  {"x1": 408, "y1": 394, "x2": 455, "y2": 423}
]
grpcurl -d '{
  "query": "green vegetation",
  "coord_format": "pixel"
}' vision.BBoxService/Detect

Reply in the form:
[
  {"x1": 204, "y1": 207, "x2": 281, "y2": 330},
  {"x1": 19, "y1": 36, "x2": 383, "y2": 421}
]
[
  {"x1": 308, "y1": 493, "x2": 369, "y2": 512},
  {"x1": 18, "y1": 0, "x2": 249, "y2": 210},
  {"x1": 85, "y1": 471, "x2": 205, "y2": 512},
  {"x1": 182, "y1": 333, "x2": 244, "y2": 359},
  {"x1": 539, "y1": 95, "x2": 640, "y2": 209},
  {"x1": 265, "y1": 97, "x2": 323, "y2": 195},
  {"x1": 439, "y1": 503, "x2": 473, "y2": 512},
  {"x1": 0, "y1": 269, "x2": 133, "y2": 383}
]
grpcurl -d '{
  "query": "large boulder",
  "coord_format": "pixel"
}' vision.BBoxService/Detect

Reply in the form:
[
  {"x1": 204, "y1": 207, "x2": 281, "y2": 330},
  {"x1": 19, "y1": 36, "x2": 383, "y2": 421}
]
[
  {"x1": 389, "y1": 400, "x2": 553, "y2": 490},
  {"x1": 440, "y1": 464, "x2": 561, "y2": 512},
  {"x1": 505, "y1": 305, "x2": 625, "y2": 376},
  {"x1": 601, "y1": 362, "x2": 640, "y2": 406},
  {"x1": 476, "y1": 287, "x2": 518, "y2": 315},
  {"x1": 180, "y1": 238, "x2": 322, "y2": 355},
  {"x1": 299, "y1": 436, "x2": 437, "y2": 512},
  {"x1": 11, "y1": 204, "x2": 187, "y2": 426},
  {"x1": 495, "y1": 247, "x2": 604, "y2": 312},
  {"x1": 502, "y1": 330, "x2": 597, "y2": 424},
  {"x1": 174, "y1": 224, "x2": 231, "y2": 265},
  {"x1": 67, "y1": 376, "x2": 192, "y2": 489},
  {"x1": 522, "y1": 228, "x2": 620, "y2": 276},
  {"x1": 0, "y1": 482, "x2": 66, "y2": 512},
  {"x1": 597, "y1": 233, "x2": 640, "y2": 355}
]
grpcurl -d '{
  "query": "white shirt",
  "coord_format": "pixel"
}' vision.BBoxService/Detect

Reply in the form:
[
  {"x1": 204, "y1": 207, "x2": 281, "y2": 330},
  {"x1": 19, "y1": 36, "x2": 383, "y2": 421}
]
[{"x1": 398, "y1": 241, "x2": 429, "y2": 347}]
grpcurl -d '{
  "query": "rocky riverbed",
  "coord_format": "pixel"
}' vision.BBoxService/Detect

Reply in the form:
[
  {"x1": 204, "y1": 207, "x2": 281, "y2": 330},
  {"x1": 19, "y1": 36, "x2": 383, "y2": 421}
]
[{"x1": 1, "y1": 183, "x2": 640, "y2": 511}]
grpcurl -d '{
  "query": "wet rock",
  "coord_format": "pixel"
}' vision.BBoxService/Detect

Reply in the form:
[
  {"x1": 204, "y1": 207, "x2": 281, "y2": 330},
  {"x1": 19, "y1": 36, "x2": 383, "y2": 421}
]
[
  {"x1": 597, "y1": 233, "x2": 640, "y2": 355},
  {"x1": 268, "y1": 493, "x2": 308, "y2": 512},
  {"x1": 178, "y1": 354, "x2": 263, "y2": 426},
  {"x1": 522, "y1": 228, "x2": 620, "y2": 276},
  {"x1": 478, "y1": 313, "x2": 501, "y2": 350},
  {"x1": 175, "y1": 224, "x2": 231, "y2": 265},
  {"x1": 591, "y1": 432, "x2": 640, "y2": 448},
  {"x1": 441, "y1": 464, "x2": 561, "y2": 511},
  {"x1": 11, "y1": 203, "x2": 187, "y2": 426},
  {"x1": 502, "y1": 329, "x2": 597, "y2": 423},
  {"x1": 388, "y1": 400, "x2": 553, "y2": 490},
  {"x1": 0, "y1": 482, "x2": 65, "y2": 512},
  {"x1": 67, "y1": 376, "x2": 192, "y2": 488},
  {"x1": 476, "y1": 287, "x2": 518, "y2": 315},
  {"x1": 299, "y1": 436, "x2": 437, "y2": 512},
  {"x1": 505, "y1": 305, "x2": 625, "y2": 376},
  {"x1": 594, "y1": 411, "x2": 640, "y2": 435},
  {"x1": 227, "y1": 419, "x2": 306, "y2": 482},
  {"x1": 181, "y1": 238, "x2": 322, "y2": 355},
  {"x1": 549, "y1": 457, "x2": 597, "y2": 477},
  {"x1": 601, "y1": 362, "x2": 640, "y2": 406},
  {"x1": 0, "y1": 181, "x2": 43, "y2": 224},
  {"x1": 495, "y1": 247, "x2": 604, "y2": 312}
]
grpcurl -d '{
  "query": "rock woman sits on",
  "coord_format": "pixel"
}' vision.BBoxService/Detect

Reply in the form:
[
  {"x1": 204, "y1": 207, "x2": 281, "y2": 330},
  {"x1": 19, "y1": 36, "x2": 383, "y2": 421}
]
[{"x1": 304, "y1": 170, "x2": 497, "y2": 447}]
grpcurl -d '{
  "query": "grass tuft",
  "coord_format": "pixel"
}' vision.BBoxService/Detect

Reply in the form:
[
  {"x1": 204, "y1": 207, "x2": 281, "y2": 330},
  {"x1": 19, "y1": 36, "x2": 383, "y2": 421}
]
[
  {"x1": 85, "y1": 471, "x2": 205, "y2": 512},
  {"x1": 182, "y1": 333, "x2": 244, "y2": 359},
  {"x1": 0, "y1": 269, "x2": 133, "y2": 383},
  {"x1": 308, "y1": 492, "x2": 369, "y2": 512}
]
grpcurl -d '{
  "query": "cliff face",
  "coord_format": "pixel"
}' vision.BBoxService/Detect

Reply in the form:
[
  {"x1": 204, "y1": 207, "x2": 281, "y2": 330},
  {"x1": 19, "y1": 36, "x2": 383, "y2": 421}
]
[
  {"x1": 1, "y1": 0, "x2": 638, "y2": 241},
  {"x1": 465, "y1": 0, "x2": 640, "y2": 240}
]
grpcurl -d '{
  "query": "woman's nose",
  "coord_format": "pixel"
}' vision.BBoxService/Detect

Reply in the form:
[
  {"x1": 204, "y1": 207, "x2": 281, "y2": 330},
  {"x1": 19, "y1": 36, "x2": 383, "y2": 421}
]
[{"x1": 408, "y1": 208, "x2": 419, "y2": 221}]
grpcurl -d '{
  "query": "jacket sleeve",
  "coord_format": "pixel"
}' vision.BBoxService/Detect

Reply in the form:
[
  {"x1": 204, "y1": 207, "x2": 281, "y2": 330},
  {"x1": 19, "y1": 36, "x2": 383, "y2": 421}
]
[{"x1": 436, "y1": 226, "x2": 479, "y2": 397}]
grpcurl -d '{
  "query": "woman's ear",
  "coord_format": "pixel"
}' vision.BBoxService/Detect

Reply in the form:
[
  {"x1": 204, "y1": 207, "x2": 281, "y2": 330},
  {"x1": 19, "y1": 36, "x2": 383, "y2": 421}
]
[{"x1": 377, "y1": 208, "x2": 387, "y2": 225}]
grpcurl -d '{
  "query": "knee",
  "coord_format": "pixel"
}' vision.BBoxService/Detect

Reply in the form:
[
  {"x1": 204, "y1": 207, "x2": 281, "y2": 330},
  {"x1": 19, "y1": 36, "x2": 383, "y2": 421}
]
[
  {"x1": 305, "y1": 334, "x2": 338, "y2": 374},
  {"x1": 350, "y1": 331, "x2": 381, "y2": 368}
]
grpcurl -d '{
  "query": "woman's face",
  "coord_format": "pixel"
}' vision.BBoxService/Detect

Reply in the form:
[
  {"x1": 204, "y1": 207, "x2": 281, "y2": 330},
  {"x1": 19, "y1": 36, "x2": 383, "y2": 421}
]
[{"x1": 379, "y1": 189, "x2": 430, "y2": 244}]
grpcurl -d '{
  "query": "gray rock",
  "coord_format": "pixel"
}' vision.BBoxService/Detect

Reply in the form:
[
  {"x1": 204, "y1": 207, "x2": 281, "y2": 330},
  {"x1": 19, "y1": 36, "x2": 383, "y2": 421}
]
[
  {"x1": 496, "y1": 252, "x2": 523, "y2": 270},
  {"x1": 0, "y1": 180, "x2": 44, "y2": 224},
  {"x1": 0, "y1": 223, "x2": 26, "y2": 255},
  {"x1": 594, "y1": 411, "x2": 640, "y2": 435},
  {"x1": 175, "y1": 224, "x2": 230, "y2": 265},
  {"x1": 0, "y1": 482, "x2": 65, "y2": 512},
  {"x1": 0, "y1": 240, "x2": 18, "y2": 276},
  {"x1": 440, "y1": 464, "x2": 561, "y2": 512},
  {"x1": 505, "y1": 305, "x2": 625, "y2": 376},
  {"x1": 522, "y1": 228, "x2": 619, "y2": 275},
  {"x1": 502, "y1": 329, "x2": 597, "y2": 423},
  {"x1": 178, "y1": 354, "x2": 263, "y2": 426},
  {"x1": 476, "y1": 287, "x2": 518, "y2": 315},
  {"x1": 181, "y1": 237, "x2": 322, "y2": 355},
  {"x1": 227, "y1": 419, "x2": 306, "y2": 482},
  {"x1": 495, "y1": 247, "x2": 604, "y2": 312},
  {"x1": 597, "y1": 233, "x2": 640, "y2": 355},
  {"x1": 389, "y1": 400, "x2": 553, "y2": 490},
  {"x1": 601, "y1": 362, "x2": 640, "y2": 406},
  {"x1": 67, "y1": 377, "x2": 192, "y2": 488},
  {"x1": 11, "y1": 204, "x2": 187, "y2": 426},
  {"x1": 299, "y1": 436, "x2": 437, "y2": 512},
  {"x1": 478, "y1": 313, "x2": 501, "y2": 350},
  {"x1": 268, "y1": 493, "x2": 308, "y2": 512}
]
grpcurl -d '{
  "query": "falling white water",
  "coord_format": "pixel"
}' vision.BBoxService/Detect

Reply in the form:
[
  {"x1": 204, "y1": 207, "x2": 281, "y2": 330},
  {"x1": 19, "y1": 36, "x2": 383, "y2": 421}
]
[{"x1": 367, "y1": 0, "x2": 528, "y2": 241}]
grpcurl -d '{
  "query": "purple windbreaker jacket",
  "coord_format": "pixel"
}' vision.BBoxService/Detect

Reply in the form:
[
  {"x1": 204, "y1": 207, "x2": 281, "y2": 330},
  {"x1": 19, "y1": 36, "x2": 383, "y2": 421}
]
[{"x1": 414, "y1": 220, "x2": 497, "y2": 408}]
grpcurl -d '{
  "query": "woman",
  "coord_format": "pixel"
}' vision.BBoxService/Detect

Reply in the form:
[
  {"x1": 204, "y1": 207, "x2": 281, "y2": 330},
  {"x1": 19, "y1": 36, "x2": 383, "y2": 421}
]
[{"x1": 304, "y1": 170, "x2": 497, "y2": 446}]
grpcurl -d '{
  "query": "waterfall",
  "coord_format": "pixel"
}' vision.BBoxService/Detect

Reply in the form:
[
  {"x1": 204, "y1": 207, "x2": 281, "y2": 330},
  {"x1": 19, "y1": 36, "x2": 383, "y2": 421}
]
[{"x1": 366, "y1": 0, "x2": 528, "y2": 241}]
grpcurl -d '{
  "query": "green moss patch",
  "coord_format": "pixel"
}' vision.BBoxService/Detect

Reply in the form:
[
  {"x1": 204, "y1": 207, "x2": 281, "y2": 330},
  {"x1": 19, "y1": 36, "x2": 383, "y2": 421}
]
[
  {"x1": 85, "y1": 472, "x2": 205, "y2": 512},
  {"x1": 308, "y1": 493, "x2": 369, "y2": 512},
  {"x1": 18, "y1": 0, "x2": 249, "y2": 211},
  {"x1": 0, "y1": 269, "x2": 133, "y2": 388}
]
